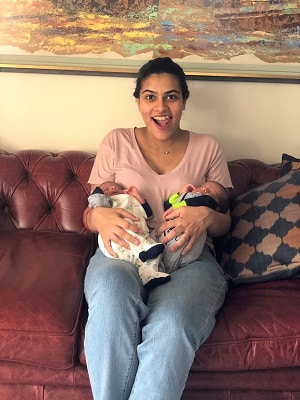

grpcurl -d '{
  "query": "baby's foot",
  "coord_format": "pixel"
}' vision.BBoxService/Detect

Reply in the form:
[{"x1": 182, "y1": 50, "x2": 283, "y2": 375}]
[{"x1": 139, "y1": 243, "x2": 165, "y2": 261}]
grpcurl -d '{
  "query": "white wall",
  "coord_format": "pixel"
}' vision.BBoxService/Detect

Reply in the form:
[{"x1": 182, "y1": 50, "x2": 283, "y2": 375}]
[{"x1": 0, "y1": 72, "x2": 299, "y2": 163}]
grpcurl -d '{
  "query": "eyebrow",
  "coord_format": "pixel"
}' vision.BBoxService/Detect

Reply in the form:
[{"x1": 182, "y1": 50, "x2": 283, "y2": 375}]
[{"x1": 141, "y1": 89, "x2": 181, "y2": 95}]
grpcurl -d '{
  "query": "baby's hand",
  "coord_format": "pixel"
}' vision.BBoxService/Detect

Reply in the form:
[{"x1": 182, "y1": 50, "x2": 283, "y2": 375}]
[
  {"x1": 124, "y1": 186, "x2": 145, "y2": 204},
  {"x1": 124, "y1": 186, "x2": 139, "y2": 197},
  {"x1": 184, "y1": 183, "x2": 196, "y2": 192}
]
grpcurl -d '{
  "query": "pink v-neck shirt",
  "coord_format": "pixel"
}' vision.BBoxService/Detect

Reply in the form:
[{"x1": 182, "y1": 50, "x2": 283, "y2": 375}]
[{"x1": 88, "y1": 128, "x2": 232, "y2": 230}]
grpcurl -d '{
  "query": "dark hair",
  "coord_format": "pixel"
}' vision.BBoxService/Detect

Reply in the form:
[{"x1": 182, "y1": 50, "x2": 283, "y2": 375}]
[
  {"x1": 133, "y1": 57, "x2": 190, "y2": 100},
  {"x1": 214, "y1": 182, "x2": 230, "y2": 213}
]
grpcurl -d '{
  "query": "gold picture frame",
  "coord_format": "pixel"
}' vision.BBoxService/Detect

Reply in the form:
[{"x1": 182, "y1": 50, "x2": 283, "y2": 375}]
[{"x1": 1, "y1": 0, "x2": 299, "y2": 82}]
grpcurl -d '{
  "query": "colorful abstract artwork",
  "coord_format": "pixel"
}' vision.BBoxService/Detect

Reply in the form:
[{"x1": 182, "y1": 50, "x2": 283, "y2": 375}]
[{"x1": 0, "y1": 0, "x2": 299, "y2": 79}]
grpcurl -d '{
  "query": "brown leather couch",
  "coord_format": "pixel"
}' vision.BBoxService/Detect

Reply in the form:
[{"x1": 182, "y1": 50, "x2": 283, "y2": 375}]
[{"x1": 1, "y1": 149, "x2": 300, "y2": 400}]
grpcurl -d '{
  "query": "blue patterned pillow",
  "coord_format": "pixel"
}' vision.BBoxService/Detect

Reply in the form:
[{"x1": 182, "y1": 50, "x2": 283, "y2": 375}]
[
  {"x1": 221, "y1": 169, "x2": 300, "y2": 286},
  {"x1": 280, "y1": 153, "x2": 300, "y2": 177}
]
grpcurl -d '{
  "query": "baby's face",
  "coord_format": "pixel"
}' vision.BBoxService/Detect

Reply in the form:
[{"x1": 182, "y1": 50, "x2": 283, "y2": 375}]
[
  {"x1": 100, "y1": 181, "x2": 124, "y2": 196},
  {"x1": 192, "y1": 182, "x2": 226, "y2": 202}
]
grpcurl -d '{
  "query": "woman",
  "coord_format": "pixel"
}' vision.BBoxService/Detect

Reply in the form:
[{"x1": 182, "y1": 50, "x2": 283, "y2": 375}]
[{"x1": 83, "y1": 57, "x2": 232, "y2": 400}]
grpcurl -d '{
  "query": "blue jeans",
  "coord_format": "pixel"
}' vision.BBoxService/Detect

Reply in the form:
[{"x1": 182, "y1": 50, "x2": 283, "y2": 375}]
[{"x1": 84, "y1": 245, "x2": 227, "y2": 400}]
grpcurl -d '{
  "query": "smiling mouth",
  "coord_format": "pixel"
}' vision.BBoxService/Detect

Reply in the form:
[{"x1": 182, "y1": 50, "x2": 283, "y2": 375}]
[{"x1": 152, "y1": 116, "x2": 171, "y2": 127}]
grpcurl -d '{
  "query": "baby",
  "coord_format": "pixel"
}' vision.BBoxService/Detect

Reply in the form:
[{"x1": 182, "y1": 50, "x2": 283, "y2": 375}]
[
  {"x1": 160, "y1": 181, "x2": 229, "y2": 273},
  {"x1": 88, "y1": 181, "x2": 170, "y2": 289}
]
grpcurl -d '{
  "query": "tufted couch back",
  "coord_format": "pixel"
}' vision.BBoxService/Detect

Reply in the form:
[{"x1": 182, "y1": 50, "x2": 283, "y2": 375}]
[
  {"x1": 0, "y1": 150, "x2": 95, "y2": 233},
  {"x1": 0, "y1": 149, "x2": 280, "y2": 234}
]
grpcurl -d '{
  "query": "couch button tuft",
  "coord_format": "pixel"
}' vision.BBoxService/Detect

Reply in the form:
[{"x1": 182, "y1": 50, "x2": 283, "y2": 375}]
[{"x1": 24, "y1": 171, "x2": 30, "y2": 180}]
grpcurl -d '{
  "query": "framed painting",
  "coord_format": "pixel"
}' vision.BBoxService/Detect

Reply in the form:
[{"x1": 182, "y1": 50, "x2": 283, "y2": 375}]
[{"x1": 0, "y1": 0, "x2": 300, "y2": 81}]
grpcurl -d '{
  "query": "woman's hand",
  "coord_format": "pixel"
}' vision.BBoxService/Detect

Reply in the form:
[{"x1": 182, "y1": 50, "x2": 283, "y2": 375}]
[
  {"x1": 87, "y1": 207, "x2": 141, "y2": 257},
  {"x1": 157, "y1": 206, "x2": 231, "y2": 255}
]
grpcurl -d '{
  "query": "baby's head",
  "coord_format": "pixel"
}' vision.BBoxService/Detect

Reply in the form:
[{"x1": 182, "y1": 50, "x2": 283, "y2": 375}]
[
  {"x1": 100, "y1": 181, "x2": 124, "y2": 196},
  {"x1": 193, "y1": 181, "x2": 229, "y2": 212}
]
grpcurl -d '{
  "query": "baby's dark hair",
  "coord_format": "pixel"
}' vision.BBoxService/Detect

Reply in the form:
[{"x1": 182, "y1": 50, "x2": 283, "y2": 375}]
[
  {"x1": 133, "y1": 57, "x2": 190, "y2": 101},
  {"x1": 214, "y1": 182, "x2": 229, "y2": 213}
]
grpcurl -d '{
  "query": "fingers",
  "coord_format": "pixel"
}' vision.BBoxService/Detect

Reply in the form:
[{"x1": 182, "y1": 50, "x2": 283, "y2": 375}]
[
  {"x1": 104, "y1": 239, "x2": 118, "y2": 258},
  {"x1": 157, "y1": 214, "x2": 181, "y2": 238},
  {"x1": 186, "y1": 184, "x2": 195, "y2": 192},
  {"x1": 162, "y1": 208, "x2": 174, "y2": 221},
  {"x1": 168, "y1": 233, "x2": 193, "y2": 254},
  {"x1": 157, "y1": 207, "x2": 203, "y2": 255},
  {"x1": 160, "y1": 207, "x2": 180, "y2": 227},
  {"x1": 103, "y1": 228, "x2": 139, "y2": 256},
  {"x1": 108, "y1": 221, "x2": 140, "y2": 248},
  {"x1": 180, "y1": 235, "x2": 195, "y2": 255},
  {"x1": 118, "y1": 208, "x2": 140, "y2": 224},
  {"x1": 94, "y1": 207, "x2": 141, "y2": 255},
  {"x1": 163, "y1": 207, "x2": 179, "y2": 221}
]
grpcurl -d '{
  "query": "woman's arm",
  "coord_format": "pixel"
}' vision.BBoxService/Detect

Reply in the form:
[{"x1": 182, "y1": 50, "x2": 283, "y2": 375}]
[{"x1": 206, "y1": 209, "x2": 231, "y2": 237}]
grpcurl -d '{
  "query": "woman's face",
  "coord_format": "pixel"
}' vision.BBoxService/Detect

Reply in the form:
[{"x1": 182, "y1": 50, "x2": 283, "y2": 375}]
[{"x1": 136, "y1": 73, "x2": 186, "y2": 140}]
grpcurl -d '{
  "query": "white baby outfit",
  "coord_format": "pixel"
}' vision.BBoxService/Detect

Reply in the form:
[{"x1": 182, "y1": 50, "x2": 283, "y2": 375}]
[{"x1": 88, "y1": 190, "x2": 170, "y2": 289}]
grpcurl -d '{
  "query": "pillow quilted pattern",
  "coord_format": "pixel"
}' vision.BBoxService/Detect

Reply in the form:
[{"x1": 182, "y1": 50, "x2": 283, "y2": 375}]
[
  {"x1": 221, "y1": 169, "x2": 300, "y2": 285},
  {"x1": 280, "y1": 153, "x2": 300, "y2": 177}
]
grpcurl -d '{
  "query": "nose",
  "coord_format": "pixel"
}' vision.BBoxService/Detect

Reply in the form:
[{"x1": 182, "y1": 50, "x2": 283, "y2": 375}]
[{"x1": 155, "y1": 96, "x2": 168, "y2": 111}]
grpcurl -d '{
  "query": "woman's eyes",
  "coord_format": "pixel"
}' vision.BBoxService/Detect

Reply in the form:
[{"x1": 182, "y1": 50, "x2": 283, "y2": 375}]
[
  {"x1": 144, "y1": 94, "x2": 179, "y2": 101},
  {"x1": 145, "y1": 94, "x2": 155, "y2": 100},
  {"x1": 167, "y1": 94, "x2": 179, "y2": 100}
]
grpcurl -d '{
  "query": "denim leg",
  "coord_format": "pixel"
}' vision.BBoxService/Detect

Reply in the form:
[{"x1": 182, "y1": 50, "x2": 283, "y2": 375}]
[
  {"x1": 129, "y1": 245, "x2": 228, "y2": 400},
  {"x1": 84, "y1": 248, "x2": 148, "y2": 400},
  {"x1": 84, "y1": 246, "x2": 227, "y2": 400}
]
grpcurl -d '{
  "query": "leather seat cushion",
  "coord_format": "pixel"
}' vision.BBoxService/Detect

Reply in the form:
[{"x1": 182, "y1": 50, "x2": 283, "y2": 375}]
[
  {"x1": 193, "y1": 279, "x2": 300, "y2": 372},
  {"x1": 0, "y1": 231, "x2": 93, "y2": 369}
]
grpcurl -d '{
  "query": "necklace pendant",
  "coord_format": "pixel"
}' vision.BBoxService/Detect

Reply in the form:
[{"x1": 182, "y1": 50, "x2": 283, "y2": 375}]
[{"x1": 164, "y1": 151, "x2": 170, "y2": 154}]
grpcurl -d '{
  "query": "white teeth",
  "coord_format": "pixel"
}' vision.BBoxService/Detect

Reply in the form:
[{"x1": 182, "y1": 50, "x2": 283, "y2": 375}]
[{"x1": 153, "y1": 116, "x2": 170, "y2": 121}]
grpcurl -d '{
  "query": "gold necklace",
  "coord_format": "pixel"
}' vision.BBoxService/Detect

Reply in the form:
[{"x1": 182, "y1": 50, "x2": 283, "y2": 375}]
[{"x1": 146, "y1": 132, "x2": 182, "y2": 155}]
